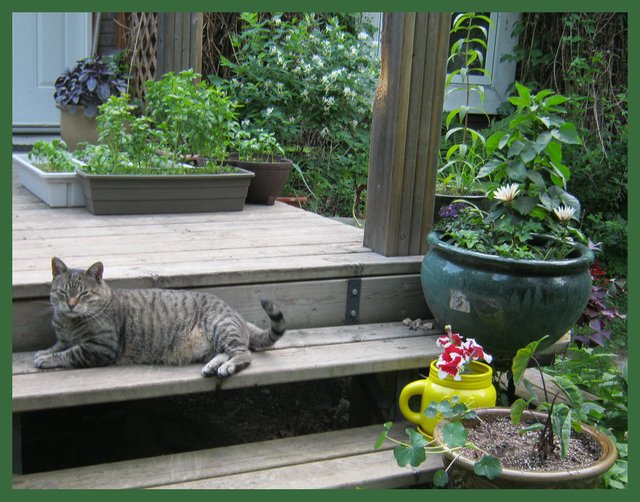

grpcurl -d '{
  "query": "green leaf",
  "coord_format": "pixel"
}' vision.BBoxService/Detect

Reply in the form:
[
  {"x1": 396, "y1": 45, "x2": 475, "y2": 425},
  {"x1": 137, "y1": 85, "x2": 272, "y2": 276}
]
[
  {"x1": 506, "y1": 159, "x2": 527, "y2": 181},
  {"x1": 534, "y1": 132, "x2": 552, "y2": 153},
  {"x1": 551, "y1": 404, "x2": 572, "y2": 457},
  {"x1": 507, "y1": 139, "x2": 525, "y2": 158},
  {"x1": 393, "y1": 428, "x2": 428, "y2": 467},
  {"x1": 374, "y1": 422, "x2": 393, "y2": 449},
  {"x1": 474, "y1": 455, "x2": 503, "y2": 480},
  {"x1": 442, "y1": 421, "x2": 468, "y2": 448},
  {"x1": 510, "y1": 398, "x2": 528, "y2": 424},
  {"x1": 551, "y1": 122, "x2": 582, "y2": 145},
  {"x1": 513, "y1": 196, "x2": 538, "y2": 215},
  {"x1": 554, "y1": 375, "x2": 583, "y2": 409},
  {"x1": 433, "y1": 469, "x2": 449, "y2": 488},
  {"x1": 526, "y1": 169, "x2": 546, "y2": 189},
  {"x1": 519, "y1": 423, "x2": 545, "y2": 434},
  {"x1": 477, "y1": 159, "x2": 504, "y2": 179},
  {"x1": 511, "y1": 336, "x2": 549, "y2": 386},
  {"x1": 485, "y1": 132, "x2": 506, "y2": 155}
]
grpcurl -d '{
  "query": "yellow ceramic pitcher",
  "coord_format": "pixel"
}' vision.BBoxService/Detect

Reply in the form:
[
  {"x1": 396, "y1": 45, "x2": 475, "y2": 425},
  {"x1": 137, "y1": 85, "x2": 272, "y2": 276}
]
[{"x1": 399, "y1": 360, "x2": 496, "y2": 437}]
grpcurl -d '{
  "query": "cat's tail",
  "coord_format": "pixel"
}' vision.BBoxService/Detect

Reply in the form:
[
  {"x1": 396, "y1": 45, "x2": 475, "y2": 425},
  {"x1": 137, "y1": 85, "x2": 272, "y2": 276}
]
[{"x1": 248, "y1": 299, "x2": 286, "y2": 351}]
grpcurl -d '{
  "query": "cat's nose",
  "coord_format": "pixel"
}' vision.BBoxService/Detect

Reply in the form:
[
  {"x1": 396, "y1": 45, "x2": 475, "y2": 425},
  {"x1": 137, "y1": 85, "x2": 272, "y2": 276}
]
[{"x1": 68, "y1": 297, "x2": 78, "y2": 310}]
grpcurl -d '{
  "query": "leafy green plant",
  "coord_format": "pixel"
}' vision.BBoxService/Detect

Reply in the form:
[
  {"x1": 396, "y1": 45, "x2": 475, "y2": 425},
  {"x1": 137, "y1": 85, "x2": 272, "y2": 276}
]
[
  {"x1": 144, "y1": 70, "x2": 237, "y2": 160},
  {"x1": 543, "y1": 344, "x2": 627, "y2": 489},
  {"x1": 54, "y1": 54, "x2": 128, "y2": 117},
  {"x1": 27, "y1": 139, "x2": 77, "y2": 173},
  {"x1": 231, "y1": 123, "x2": 285, "y2": 161},
  {"x1": 438, "y1": 12, "x2": 493, "y2": 195},
  {"x1": 219, "y1": 12, "x2": 379, "y2": 215},
  {"x1": 435, "y1": 83, "x2": 589, "y2": 260},
  {"x1": 76, "y1": 94, "x2": 237, "y2": 175},
  {"x1": 376, "y1": 397, "x2": 502, "y2": 487}
]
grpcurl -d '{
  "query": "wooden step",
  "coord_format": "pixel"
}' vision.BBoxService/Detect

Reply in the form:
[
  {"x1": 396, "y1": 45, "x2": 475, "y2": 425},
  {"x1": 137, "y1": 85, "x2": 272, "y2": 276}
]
[
  {"x1": 13, "y1": 322, "x2": 442, "y2": 413},
  {"x1": 13, "y1": 423, "x2": 442, "y2": 489}
]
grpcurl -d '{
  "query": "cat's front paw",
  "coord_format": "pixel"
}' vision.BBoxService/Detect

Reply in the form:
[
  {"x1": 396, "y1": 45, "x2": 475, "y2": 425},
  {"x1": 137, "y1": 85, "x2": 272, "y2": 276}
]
[{"x1": 33, "y1": 353, "x2": 62, "y2": 369}]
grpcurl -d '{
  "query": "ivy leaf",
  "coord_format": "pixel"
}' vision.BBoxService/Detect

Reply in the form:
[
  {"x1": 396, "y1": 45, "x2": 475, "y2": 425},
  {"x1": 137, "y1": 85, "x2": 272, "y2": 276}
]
[
  {"x1": 474, "y1": 455, "x2": 503, "y2": 480},
  {"x1": 442, "y1": 421, "x2": 468, "y2": 448},
  {"x1": 393, "y1": 429, "x2": 428, "y2": 467},
  {"x1": 433, "y1": 469, "x2": 449, "y2": 488}
]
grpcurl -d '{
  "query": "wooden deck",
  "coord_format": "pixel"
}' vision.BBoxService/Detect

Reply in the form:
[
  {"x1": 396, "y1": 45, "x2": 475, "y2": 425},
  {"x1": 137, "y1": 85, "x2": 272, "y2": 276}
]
[{"x1": 12, "y1": 160, "x2": 427, "y2": 352}]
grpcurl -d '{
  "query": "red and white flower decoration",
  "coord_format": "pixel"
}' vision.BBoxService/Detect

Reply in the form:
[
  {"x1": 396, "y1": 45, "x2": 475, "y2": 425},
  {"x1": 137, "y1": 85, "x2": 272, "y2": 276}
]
[{"x1": 435, "y1": 325, "x2": 492, "y2": 381}]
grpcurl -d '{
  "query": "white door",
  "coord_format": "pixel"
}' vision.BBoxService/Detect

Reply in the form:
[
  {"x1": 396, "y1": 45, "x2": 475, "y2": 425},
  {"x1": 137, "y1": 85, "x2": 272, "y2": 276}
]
[{"x1": 12, "y1": 12, "x2": 92, "y2": 131}]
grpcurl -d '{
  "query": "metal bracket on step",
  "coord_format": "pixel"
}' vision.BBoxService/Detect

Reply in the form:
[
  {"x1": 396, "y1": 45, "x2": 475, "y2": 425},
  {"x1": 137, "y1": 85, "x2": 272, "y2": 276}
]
[{"x1": 345, "y1": 278, "x2": 362, "y2": 325}]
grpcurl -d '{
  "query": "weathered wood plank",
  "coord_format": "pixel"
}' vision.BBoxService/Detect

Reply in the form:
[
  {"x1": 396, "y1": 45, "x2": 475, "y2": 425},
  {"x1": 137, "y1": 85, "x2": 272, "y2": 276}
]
[
  {"x1": 12, "y1": 328, "x2": 573, "y2": 413},
  {"x1": 156, "y1": 450, "x2": 440, "y2": 490},
  {"x1": 364, "y1": 13, "x2": 450, "y2": 256},
  {"x1": 13, "y1": 254, "x2": 423, "y2": 300},
  {"x1": 13, "y1": 423, "x2": 437, "y2": 489},
  {"x1": 12, "y1": 328, "x2": 439, "y2": 412},
  {"x1": 13, "y1": 323, "x2": 440, "y2": 375},
  {"x1": 13, "y1": 274, "x2": 428, "y2": 351}
]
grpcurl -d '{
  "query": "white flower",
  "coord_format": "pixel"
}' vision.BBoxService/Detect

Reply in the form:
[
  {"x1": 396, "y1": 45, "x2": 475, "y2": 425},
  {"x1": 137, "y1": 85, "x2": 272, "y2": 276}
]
[
  {"x1": 493, "y1": 183, "x2": 520, "y2": 203},
  {"x1": 265, "y1": 107, "x2": 274, "y2": 116},
  {"x1": 553, "y1": 205, "x2": 577, "y2": 222}
]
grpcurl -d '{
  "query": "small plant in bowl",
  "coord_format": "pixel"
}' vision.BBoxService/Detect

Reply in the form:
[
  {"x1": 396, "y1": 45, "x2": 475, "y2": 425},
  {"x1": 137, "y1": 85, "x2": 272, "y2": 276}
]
[
  {"x1": 376, "y1": 335, "x2": 618, "y2": 488},
  {"x1": 54, "y1": 54, "x2": 128, "y2": 118},
  {"x1": 231, "y1": 126, "x2": 286, "y2": 162},
  {"x1": 27, "y1": 139, "x2": 78, "y2": 173},
  {"x1": 229, "y1": 123, "x2": 293, "y2": 205}
]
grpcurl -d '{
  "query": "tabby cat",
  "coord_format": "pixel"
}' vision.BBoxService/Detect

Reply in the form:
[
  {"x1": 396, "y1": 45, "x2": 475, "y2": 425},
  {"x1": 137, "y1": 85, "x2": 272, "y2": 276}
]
[{"x1": 33, "y1": 257, "x2": 286, "y2": 377}]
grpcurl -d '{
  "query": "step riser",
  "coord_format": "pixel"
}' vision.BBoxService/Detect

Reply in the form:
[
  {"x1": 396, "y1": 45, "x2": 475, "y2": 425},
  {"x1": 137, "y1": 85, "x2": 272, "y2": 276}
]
[{"x1": 13, "y1": 275, "x2": 429, "y2": 352}]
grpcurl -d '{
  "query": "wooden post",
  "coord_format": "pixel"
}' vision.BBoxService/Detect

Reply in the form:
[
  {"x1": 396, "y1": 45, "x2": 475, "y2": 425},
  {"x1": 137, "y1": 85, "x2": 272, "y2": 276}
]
[
  {"x1": 156, "y1": 13, "x2": 203, "y2": 76},
  {"x1": 364, "y1": 13, "x2": 451, "y2": 256}
]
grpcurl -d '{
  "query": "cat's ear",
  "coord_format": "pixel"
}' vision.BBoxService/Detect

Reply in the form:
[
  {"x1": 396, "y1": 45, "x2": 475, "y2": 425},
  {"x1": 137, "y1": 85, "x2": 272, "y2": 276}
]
[
  {"x1": 51, "y1": 257, "x2": 68, "y2": 277},
  {"x1": 86, "y1": 262, "x2": 104, "y2": 283}
]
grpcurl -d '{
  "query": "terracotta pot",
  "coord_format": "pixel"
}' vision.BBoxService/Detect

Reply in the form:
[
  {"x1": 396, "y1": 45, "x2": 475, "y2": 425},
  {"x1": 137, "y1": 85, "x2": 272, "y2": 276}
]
[
  {"x1": 58, "y1": 105, "x2": 99, "y2": 151},
  {"x1": 276, "y1": 196, "x2": 308, "y2": 208},
  {"x1": 433, "y1": 407, "x2": 618, "y2": 488}
]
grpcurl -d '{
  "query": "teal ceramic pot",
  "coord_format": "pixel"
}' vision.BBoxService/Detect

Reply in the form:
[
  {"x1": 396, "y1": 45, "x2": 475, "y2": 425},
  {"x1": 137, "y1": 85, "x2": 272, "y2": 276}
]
[{"x1": 421, "y1": 232, "x2": 593, "y2": 362}]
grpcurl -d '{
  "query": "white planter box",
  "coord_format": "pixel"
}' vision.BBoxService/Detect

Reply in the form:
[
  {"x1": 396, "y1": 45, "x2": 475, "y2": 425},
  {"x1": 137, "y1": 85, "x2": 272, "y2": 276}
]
[{"x1": 12, "y1": 153, "x2": 85, "y2": 207}]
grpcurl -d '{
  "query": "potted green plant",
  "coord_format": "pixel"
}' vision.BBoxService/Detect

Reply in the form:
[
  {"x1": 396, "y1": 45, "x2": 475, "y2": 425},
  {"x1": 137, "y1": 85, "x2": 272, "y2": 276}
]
[
  {"x1": 376, "y1": 337, "x2": 618, "y2": 488},
  {"x1": 435, "y1": 12, "x2": 494, "y2": 219},
  {"x1": 75, "y1": 93, "x2": 254, "y2": 215},
  {"x1": 422, "y1": 83, "x2": 593, "y2": 363},
  {"x1": 229, "y1": 125, "x2": 293, "y2": 205},
  {"x1": 143, "y1": 69, "x2": 238, "y2": 164},
  {"x1": 54, "y1": 54, "x2": 128, "y2": 150},
  {"x1": 12, "y1": 139, "x2": 85, "y2": 207}
]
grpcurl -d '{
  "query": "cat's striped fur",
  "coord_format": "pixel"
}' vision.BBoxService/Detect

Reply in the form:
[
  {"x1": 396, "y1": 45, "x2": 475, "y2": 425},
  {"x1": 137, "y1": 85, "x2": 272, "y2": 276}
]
[{"x1": 33, "y1": 257, "x2": 286, "y2": 377}]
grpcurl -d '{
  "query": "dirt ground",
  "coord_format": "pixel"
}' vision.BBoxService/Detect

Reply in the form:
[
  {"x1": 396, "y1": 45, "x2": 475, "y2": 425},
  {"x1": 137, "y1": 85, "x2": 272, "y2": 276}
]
[{"x1": 19, "y1": 376, "x2": 375, "y2": 474}]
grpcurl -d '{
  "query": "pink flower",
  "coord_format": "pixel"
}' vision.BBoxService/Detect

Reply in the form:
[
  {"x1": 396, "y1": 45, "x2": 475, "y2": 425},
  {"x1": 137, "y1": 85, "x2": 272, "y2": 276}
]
[{"x1": 434, "y1": 326, "x2": 492, "y2": 380}]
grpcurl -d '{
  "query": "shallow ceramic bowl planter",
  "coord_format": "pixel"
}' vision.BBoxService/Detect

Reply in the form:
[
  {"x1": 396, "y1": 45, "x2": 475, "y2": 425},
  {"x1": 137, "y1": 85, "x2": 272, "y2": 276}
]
[
  {"x1": 76, "y1": 167, "x2": 254, "y2": 215},
  {"x1": 12, "y1": 153, "x2": 85, "y2": 208},
  {"x1": 433, "y1": 407, "x2": 618, "y2": 488},
  {"x1": 421, "y1": 231, "x2": 593, "y2": 364},
  {"x1": 229, "y1": 155, "x2": 293, "y2": 206}
]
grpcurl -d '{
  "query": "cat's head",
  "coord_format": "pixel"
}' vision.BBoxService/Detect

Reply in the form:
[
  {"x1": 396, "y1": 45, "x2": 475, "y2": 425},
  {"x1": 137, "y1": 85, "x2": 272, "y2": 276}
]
[{"x1": 50, "y1": 257, "x2": 111, "y2": 317}]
